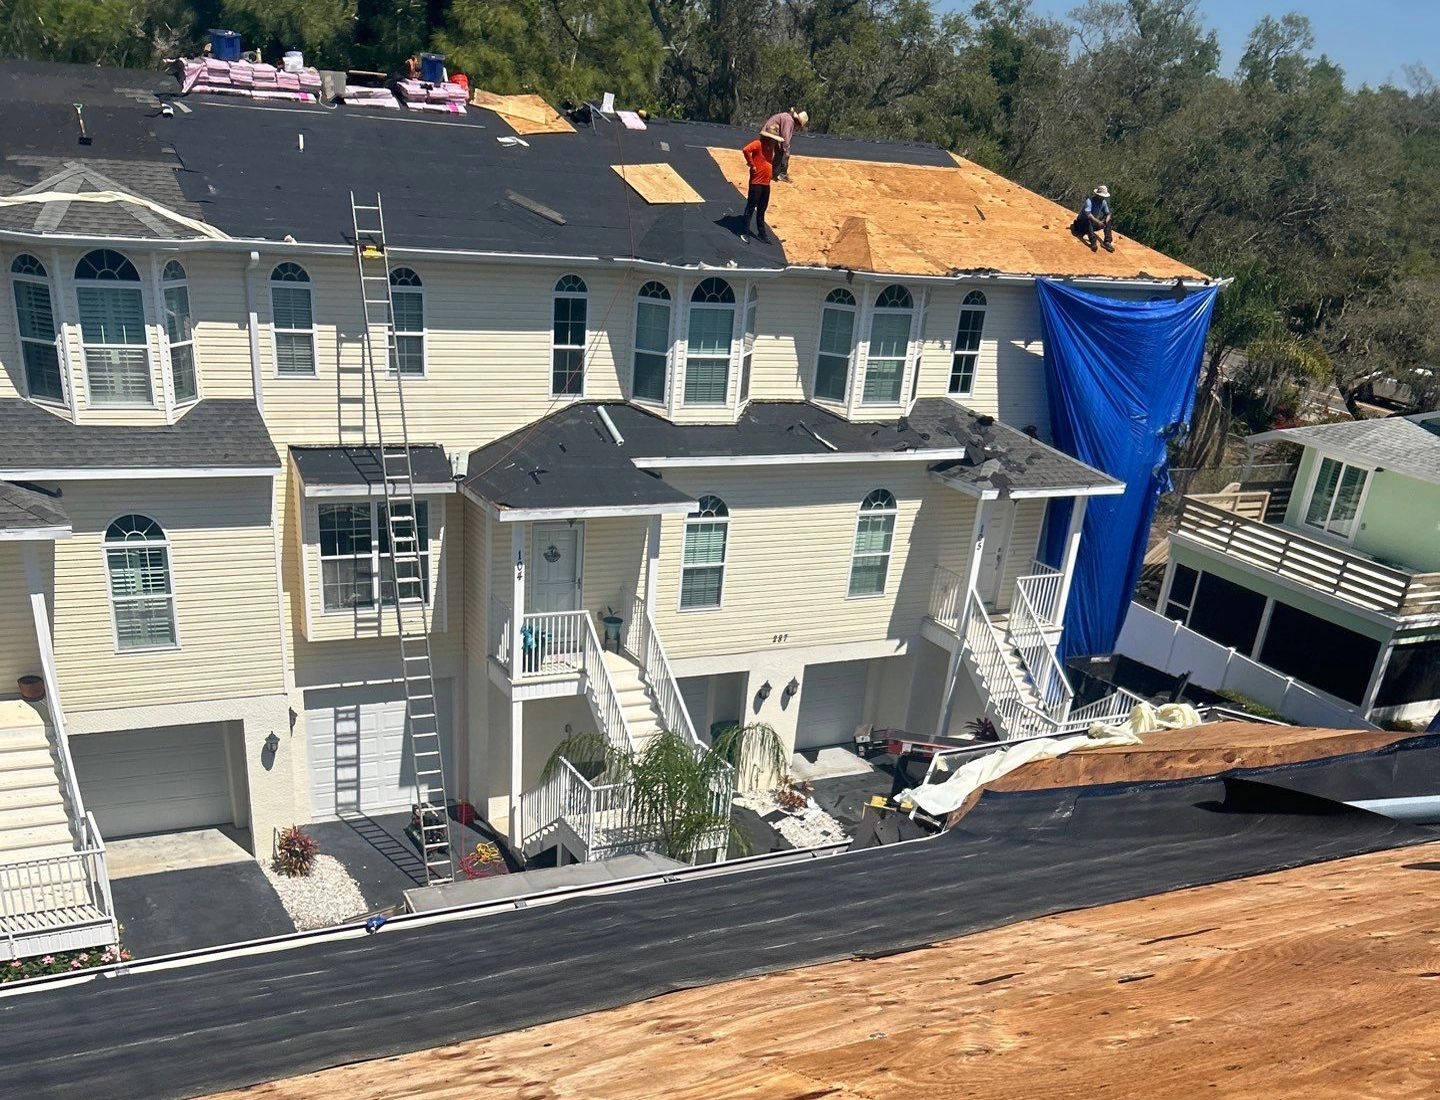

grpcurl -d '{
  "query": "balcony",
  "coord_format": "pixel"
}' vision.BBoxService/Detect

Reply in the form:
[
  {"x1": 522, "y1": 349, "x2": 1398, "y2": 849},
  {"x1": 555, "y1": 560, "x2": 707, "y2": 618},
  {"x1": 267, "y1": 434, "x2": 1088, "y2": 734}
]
[{"x1": 1174, "y1": 497, "x2": 1440, "y2": 618}]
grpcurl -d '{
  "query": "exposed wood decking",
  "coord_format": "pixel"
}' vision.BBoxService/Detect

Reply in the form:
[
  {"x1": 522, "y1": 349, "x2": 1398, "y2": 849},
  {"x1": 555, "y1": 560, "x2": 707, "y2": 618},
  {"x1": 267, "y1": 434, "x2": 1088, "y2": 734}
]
[{"x1": 203, "y1": 840, "x2": 1440, "y2": 1100}]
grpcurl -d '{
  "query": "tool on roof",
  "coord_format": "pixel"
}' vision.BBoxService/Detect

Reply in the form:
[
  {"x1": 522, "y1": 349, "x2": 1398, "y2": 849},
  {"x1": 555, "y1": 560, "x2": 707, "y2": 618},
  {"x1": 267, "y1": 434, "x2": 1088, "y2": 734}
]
[
  {"x1": 73, "y1": 103, "x2": 92, "y2": 145},
  {"x1": 349, "y1": 191, "x2": 454, "y2": 887}
]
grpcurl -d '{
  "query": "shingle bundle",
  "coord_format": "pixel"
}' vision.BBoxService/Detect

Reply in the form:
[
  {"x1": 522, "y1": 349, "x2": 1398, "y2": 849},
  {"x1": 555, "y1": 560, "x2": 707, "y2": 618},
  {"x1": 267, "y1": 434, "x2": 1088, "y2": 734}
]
[
  {"x1": 343, "y1": 86, "x2": 400, "y2": 110},
  {"x1": 177, "y1": 59, "x2": 321, "y2": 102},
  {"x1": 393, "y1": 80, "x2": 468, "y2": 114}
]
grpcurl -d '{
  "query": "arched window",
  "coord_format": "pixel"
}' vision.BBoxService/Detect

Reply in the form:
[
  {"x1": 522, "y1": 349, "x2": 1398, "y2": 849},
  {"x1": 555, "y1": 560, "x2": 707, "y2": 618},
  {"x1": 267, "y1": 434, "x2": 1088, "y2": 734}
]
[
  {"x1": 162, "y1": 260, "x2": 198, "y2": 403},
  {"x1": 680, "y1": 495, "x2": 729, "y2": 609},
  {"x1": 685, "y1": 278, "x2": 734, "y2": 406},
  {"x1": 739, "y1": 285, "x2": 759, "y2": 404},
  {"x1": 863, "y1": 285, "x2": 912, "y2": 405},
  {"x1": 949, "y1": 289, "x2": 987, "y2": 397},
  {"x1": 9, "y1": 254, "x2": 64, "y2": 403},
  {"x1": 270, "y1": 262, "x2": 316, "y2": 377},
  {"x1": 389, "y1": 267, "x2": 425, "y2": 377},
  {"x1": 105, "y1": 514, "x2": 177, "y2": 649},
  {"x1": 848, "y1": 490, "x2": 897, "y2": 597},
  {"x1": 816, "y1": 287, "x2": 856, "y2": 402},
  {"x1": 75, "y1": 248, "x2": 151, "y2": 405},
  {"x1": 632, "y1": 281, "x2": 671, "y2": 403},
  {"x1": 552, "y1": 274, "x2": 588, "y2": 396}
]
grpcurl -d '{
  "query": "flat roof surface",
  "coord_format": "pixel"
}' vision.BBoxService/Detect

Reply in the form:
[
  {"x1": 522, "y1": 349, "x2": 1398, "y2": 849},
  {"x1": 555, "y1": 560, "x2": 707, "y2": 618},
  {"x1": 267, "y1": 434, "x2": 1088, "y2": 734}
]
[
  {"x1": 207, "y1": 838, "x2": 1440, "y2": 1099},
  {"x1": 289, "y1": 444, "x2": 454, "y2": 490},
  {"x1": 0, "y1": 480, "x2": 68, "y2": 533},
  {"x1": 0, "y1": 399, "x2": 280, "y2": 472}
]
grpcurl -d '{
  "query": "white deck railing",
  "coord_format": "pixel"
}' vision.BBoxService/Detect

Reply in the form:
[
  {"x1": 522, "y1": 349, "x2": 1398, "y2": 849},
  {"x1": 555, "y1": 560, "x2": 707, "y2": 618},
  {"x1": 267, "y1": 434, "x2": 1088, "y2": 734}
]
[
  {"x1": 964, "y1": 590, "x2": 1060, "y2": 739},
  {"x1": 0, "y1": 813, "x2": 116, "y2": 960},
  {"x1": 1177, "y1": 498, "x2": 1440, "y2": 617},
  {"x1": 488, "y1": 595, "x2": 512, "y2": 671},
  {"x1": 1014, "y1": 562, "x2": 1063, "y2": 627},
  {"x1": 928, "y1": 564, "x2": 966, "y2": 631},
  {"x1": 516, "y1": 610, "x2": 587, "y2": 678},
  {"x1": 627, "y1": 595, "x2": 701, "y2": 747},
  {"x1": 1008, "y1": 583, "x2": 1074, "y2": 726},
  {"x1": 579, "y1": 611, "x2": 635, "y2": 753}
]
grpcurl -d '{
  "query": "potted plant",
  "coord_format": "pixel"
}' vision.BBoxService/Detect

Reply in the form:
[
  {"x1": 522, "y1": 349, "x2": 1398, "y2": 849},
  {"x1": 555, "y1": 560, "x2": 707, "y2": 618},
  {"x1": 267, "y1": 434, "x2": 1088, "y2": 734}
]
[
  {"x1": 17, "y1": 675, "x2": 44, "y2": 702},
  {"x1": 600, "y1": 605, "x2": 624, "y2": 653}
]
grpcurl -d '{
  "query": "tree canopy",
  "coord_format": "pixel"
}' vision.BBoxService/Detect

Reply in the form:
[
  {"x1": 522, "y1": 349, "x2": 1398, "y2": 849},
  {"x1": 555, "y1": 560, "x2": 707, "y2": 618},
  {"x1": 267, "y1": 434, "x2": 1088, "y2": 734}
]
[{"x1": 4, "y1": 0, "x2": 1437, "y2": 438}]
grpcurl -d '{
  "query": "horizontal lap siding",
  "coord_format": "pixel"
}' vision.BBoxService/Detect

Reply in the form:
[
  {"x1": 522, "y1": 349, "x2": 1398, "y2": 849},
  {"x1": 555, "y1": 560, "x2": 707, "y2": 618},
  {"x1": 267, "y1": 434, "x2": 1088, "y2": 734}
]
[
  {"x1": 750, "y1": 278, "x2": 810, "y2": 403},
  {"x1": 181, "y1": 253, "x2": 257, "y2": 400},
  {"x1": 461, "y1": 498, "x2": 488, "y2": 660},
  {"x1": 50, "y1": 477, "x2": 287, "y2": 711},
  {"x1": 998, "y1": 499, "x2": 1047, "y2": 608},
  {"x1": 653, "y1": 465, "x2": 977, "y2": 660},
  {"x1": 582, "y1": 517, "x2": 648, "y2": 614},
  {"x1": 0, "y1": 545, "x2": 43, "y2": 687}
]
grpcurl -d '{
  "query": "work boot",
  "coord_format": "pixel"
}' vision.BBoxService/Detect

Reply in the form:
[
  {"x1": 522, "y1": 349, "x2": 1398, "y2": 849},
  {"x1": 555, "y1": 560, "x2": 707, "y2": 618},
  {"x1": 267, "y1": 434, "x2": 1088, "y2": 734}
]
[
  {"x1": 1087, "y1": 238, "x2": 1098, "y2": 252},
  {"x1": 1101, "y1": 240, "x2": 1115, "y2": 253},
  {"x1": 775, "y1": 173, "x2": 790, "y2": 183}
]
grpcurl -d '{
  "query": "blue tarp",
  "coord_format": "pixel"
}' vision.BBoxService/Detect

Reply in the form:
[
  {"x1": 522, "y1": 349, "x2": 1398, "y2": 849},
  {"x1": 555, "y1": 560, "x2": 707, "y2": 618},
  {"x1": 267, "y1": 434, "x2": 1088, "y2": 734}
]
[{"x1": 1036, "y1": 279, "x2": 1219, "y2": 659}]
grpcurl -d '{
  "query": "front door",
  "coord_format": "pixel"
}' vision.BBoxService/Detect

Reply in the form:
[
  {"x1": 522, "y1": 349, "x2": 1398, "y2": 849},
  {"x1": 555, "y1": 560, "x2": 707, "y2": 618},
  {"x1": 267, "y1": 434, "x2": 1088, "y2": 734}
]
[
  {"x1": 530, "y1": 522, "x2": 583, "y2": 613},
  {"x1": 975, "y1": 500, "x2": 1015, "y2": 609}
]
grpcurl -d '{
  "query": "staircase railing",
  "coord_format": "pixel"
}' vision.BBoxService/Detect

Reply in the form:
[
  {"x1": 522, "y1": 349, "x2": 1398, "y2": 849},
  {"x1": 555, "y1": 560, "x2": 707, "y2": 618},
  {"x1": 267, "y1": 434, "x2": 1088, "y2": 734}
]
[
  {"x1": 580, "y1": 612, "x2": 635, "y2": 753},
  {"x1": 628, "y1": 595, "x2": 701, "y2": 747},
  {"x1": 963, "y1": 590, "x2": 1059, "y2": 739},
  {"x1": 928, "y1": 564, "x2": 966, "y2": 631},
  {"x1": 488, "y1": 595, "x2": 513, "y2": 672},
  {"x1": 0, "y1": 812, "x2": 115, "y2": 957},
  {"x1": 1056, "y1": 686, "x2": 1148, "y2": 733},
  {"x1": 1008, "y1": 584, "x2": 1074, "y2": 726},
  {"x1": 1014, "y1": 562, "x2": 1063, "y2": 627}
]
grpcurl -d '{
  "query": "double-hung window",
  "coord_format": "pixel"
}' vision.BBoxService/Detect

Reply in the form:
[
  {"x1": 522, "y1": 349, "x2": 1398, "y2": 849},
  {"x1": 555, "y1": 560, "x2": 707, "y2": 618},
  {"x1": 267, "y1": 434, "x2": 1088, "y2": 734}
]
[
  {"x1": 75, "y1": 249, "x2": 152, "y2": 405},
  {"x1": 1303, "y1": 457, "x2": 1369, "y2": 540},
  {"x1": 948, "y1": 290, "x2": 986, "y2": 397},
  {"x1": 863, "y1": 285, "x2": 912, "y2": 405},
  {"x1": 389, "y1": 267, "x2": 425, "y2": 377},
  {"x1": 552, "y1": 274, "x2": 587, "y2": 396},
  {"x1": 270, "y1": 262, "x2": 316, "y2": 376},
  {"x1": 680, "y1": 495, "x2": 729, "y2": 610},
  {"x1": 162, "y1": 260, "x2": 199, "y2": 403},
  {"x1": 10, "y1": 254, "x2": 64, "y2": 403},
  {"x1": 816, "y1": 288, "x2": 856, "y2": 402},
  {"x1": 319, "y1": 501, "x2": 431, "y2": 612},
  {"x1": 632, "y1": 281, "x2": 671, "y2": 403},
  {"x1": 739, "y1": 285, "x2": 758, "y2": 404},
  {"x1": 848, "y1": 490, "x2": 897, "y2": 597},
  {"x1": 685, "y1": 278, "x2": 734, "y2": 405},
  {"x1": 105, "y1": 514, "x2": 177, "y2": 650}
]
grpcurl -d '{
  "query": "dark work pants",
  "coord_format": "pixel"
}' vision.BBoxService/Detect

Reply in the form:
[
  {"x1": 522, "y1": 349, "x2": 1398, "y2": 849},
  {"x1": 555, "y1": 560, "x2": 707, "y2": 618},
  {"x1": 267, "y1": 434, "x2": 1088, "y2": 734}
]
[
  {"x1": 774, "y1": 145, "x2": 790, "y2": 179},
  {"x1": 1071, "y1": 214, "x2": 1113, "y2": 247},
  {"x1": 744, "y1": 184, "x2": 771, "y2": 239}
]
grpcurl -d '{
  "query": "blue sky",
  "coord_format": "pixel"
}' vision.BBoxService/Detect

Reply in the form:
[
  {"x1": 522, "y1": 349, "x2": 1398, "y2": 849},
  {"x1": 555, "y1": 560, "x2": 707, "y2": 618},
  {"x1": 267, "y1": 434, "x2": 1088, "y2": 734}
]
[{"x1": 962, "y1": 0, "x2": 1434, "y2": 89}]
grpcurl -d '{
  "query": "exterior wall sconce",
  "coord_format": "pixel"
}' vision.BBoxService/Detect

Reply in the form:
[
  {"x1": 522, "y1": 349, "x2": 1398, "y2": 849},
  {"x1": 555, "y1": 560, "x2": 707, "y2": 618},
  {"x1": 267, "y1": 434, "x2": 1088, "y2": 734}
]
[
  {"x1": 782, "y1": 678, "x2": 800, "y2": 702},
  {"x1": 756, "y1": 680, "x2": 772, "y2": 703},
  {"x1": 264, "y1": 732, "x2": 281, "y2": 754}
]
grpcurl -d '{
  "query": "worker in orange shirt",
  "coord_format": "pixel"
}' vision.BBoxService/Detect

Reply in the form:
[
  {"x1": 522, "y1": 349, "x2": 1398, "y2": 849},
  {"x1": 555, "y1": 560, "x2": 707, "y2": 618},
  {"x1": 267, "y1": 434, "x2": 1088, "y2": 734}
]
[{"x1": 741, "y1": 130, "x2": 781, "y2": 243}]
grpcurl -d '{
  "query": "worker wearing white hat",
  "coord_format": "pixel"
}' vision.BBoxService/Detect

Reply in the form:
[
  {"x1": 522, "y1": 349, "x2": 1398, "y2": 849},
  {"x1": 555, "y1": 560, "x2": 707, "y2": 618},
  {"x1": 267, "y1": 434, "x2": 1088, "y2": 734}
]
[
  {"x1": 760, "y1": 107, "x2": 808, "y2": 182},
  {"x1": 1071, "y1": 185, "x2": 1115, "y2": 252}
]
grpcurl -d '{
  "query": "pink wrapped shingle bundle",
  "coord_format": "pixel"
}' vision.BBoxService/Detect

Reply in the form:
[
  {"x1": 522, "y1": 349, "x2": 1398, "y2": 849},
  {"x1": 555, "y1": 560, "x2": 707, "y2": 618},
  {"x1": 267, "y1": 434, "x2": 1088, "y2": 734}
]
[
  {"x1": 174, "y1": 57, "x2": 318, "y2": 102},
  {"x1": 344, "y1": 86, "x2": 400, "y2": 110}
]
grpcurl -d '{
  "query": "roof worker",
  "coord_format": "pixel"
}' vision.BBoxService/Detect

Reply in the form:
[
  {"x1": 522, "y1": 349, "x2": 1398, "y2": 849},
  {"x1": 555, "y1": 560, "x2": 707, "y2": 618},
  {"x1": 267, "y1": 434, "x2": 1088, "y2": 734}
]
[
  {"x1": 1071, "y1": 185, "x2": 1115, "y2": 253},
  {"x1": 759, "y1": 107, "x2": 808, "y2": 183},
  {"x1": 740, "y1": 131, "x2": 780, "y2": 244},
  {"x1": 404, "y1": 54, "x2": 421, "y2": 80}
]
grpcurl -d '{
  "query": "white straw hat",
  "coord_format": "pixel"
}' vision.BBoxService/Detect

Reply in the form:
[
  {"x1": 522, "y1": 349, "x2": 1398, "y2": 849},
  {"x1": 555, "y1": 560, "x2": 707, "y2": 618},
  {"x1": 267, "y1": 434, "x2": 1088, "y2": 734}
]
[{"x1": 1094, "y1": 184, "x2": 1111, "y2": 198}]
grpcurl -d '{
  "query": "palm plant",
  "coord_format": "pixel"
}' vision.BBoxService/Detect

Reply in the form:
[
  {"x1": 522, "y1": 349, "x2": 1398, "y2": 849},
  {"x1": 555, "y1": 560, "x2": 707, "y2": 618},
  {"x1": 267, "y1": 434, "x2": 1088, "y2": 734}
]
[{"x1": 543, "y1": 722, "x2": 786, "y2": 863}]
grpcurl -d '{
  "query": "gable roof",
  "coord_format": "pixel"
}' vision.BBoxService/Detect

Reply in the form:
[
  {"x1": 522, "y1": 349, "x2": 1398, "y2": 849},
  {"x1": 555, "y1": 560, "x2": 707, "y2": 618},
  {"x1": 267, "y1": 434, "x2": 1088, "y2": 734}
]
[{"x1": 1250, "y1": 413, "x2": 1440, "y2": 487}]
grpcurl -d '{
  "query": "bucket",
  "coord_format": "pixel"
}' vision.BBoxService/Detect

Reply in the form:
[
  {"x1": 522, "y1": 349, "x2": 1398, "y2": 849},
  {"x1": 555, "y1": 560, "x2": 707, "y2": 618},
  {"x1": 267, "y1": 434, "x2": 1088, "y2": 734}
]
[
  {"x1": 209, "y1": 29, "x2": 242, "y2": 62},
  {"x1": 420, "y1": 52, "x2": 445, "y2": 83},
  {"x1": 283, "y1": 50, "x2": 304, "y2": 73},
  {"x1": 451, "y1": 72, "x2": 469, "y2": 92}
]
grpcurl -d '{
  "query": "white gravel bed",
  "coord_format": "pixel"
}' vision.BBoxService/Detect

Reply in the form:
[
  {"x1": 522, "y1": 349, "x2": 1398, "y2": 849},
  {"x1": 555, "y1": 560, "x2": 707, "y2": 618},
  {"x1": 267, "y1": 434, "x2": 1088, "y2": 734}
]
[
  {"x1": 261, "y1": 854, "x2": 369, "y2": 931},
  {"x1": 734, "y1": 789, "x2": 850, "y2": 848}
]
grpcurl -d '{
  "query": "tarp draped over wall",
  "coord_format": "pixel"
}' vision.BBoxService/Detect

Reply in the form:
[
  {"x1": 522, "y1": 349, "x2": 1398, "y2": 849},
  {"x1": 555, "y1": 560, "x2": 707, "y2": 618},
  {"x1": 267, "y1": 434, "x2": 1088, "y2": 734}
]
[{"x1": 1036, "y1": 279, "x2": 1219, "y2": 658}]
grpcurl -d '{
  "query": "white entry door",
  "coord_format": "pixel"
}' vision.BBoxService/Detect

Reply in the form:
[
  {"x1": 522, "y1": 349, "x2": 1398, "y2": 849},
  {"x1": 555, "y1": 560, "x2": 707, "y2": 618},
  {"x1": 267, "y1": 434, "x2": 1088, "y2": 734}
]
[
  {"x1": 531, "y1": 523, "x2": 583, "y2": 613},
  {"x1": 975, "y1": 499, "x2": 1015, "y2": 608}
]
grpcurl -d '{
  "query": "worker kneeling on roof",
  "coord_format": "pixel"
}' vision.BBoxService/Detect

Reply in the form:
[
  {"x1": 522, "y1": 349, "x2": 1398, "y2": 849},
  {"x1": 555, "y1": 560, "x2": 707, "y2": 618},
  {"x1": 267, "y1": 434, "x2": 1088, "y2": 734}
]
[
  {"x1": 1071, "y1": 185, "x2": 1115, "y2": 253},
  {"x1": 760, "y1": 107, "x2": 807, "y2": 182},
  {"x1": 741, "y1": 131, "x2": 781, "y2": 244}
]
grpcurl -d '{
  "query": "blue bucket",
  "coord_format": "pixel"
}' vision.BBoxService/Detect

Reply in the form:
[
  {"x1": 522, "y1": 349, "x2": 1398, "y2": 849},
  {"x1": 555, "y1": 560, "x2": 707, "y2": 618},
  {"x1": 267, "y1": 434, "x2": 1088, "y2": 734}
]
[
  {"x1": 420, "y1": 53, "x2": 445, "y2": 83},
  {"x1": 209, "y1": 29, "x2": 242, "y2": 62}
]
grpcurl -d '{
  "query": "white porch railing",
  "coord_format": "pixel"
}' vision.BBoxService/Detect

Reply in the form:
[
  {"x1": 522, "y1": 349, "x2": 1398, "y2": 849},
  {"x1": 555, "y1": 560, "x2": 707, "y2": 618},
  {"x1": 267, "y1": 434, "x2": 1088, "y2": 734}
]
[
  {"x1": 963, "y1": 590, "x2": 1059, "y2": 740},
  {"x1": 488, "y1": 595, "x2": 512, "y2": 671},
  {"x1": 928, "y1": 564, "x2": 966, "y2": 631},
  {"x1": 579, "y1": 611, "x2": 635, "y2": 753},
  {"x1": 1, "y1": 812, "x2": 116, "y2": 961},
  {"x1": 627, "y1": 595, "x2": 701, "y2": 747},
  {"x1": 516, "y1": 610, "x2": 587, "y2": 678},
  {"x1": 1015, "y1": 562, "x2": 1063, "y2": 627},
  {"x1": 1008, "y1": 582, "x2": 1074, "y2": 726}
]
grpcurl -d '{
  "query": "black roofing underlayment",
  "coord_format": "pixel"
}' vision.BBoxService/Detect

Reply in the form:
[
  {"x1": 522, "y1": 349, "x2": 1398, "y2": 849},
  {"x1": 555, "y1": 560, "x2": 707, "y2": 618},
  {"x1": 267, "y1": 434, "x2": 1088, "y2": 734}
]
[
  {"x1": 290, "y1": 444, "x2": 454, "y2": 488},
  {"x1": 3, "y1": 736, "x2": 1438, "y2": 1100}
]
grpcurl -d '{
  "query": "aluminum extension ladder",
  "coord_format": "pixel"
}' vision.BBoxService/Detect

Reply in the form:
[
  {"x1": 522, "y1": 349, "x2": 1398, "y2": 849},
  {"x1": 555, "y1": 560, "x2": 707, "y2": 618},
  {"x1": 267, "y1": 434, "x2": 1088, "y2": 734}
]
[{"x1": 349, "y1": 192, "x2": 454, "y2": 885}]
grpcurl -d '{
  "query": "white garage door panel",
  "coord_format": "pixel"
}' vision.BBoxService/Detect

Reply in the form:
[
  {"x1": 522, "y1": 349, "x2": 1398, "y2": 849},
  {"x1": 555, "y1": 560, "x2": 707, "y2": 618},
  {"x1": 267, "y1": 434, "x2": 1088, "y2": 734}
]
[
  {"x1": 71, "y1": 724, "x2": 232, "y2": 838},
  {"x1": 795, "y1": 661, "x2": 869, "y2": 750},
  {"x1": 308, "y1": 680, "x2": 454, "y2": 820}
]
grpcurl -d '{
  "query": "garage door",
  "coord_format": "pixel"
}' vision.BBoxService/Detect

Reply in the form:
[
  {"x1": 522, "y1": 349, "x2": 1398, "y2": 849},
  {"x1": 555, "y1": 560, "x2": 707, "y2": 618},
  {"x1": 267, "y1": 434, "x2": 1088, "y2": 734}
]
[
  {"x1": 71, "y1": 724, "x2": 233, "y2": 838},
  {"x1": 794, "y1": 661, "x2": 869, "y2": 750},
  {"x1": 307, "y1": 680, "x2": 454, "y2": 820}
]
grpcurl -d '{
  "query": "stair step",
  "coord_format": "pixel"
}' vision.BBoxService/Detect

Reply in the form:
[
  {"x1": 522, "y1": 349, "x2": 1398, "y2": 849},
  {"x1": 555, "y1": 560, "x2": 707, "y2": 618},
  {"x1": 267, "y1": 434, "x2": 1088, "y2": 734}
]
[
  {"x1": 0, "y1": 839, "x2": 79, "y2": 864},
  {"x1": 0, "y1": 764, "x2": 60, "y2": 792},
  {"x1": 0, "y1": 732, "x2": 50, "y2": 755},
  {"x1": 0, "y1": 748, "x2": 58, "y2": 772},
  {"x1": 0, "y1": 785, "x2": 64, "y2": 813},
  {"x1": 0, "y1": 821, "x2": 74, "y2": 852}
]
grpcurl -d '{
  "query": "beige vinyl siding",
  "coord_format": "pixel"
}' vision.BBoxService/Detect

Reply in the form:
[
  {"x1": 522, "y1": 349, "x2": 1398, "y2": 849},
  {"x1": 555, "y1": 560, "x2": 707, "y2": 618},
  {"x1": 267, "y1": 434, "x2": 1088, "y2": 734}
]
[
  {"x1": 995, "y1": 498, "x2": 1047, "y2": 610},
  {"x1": 461, "y1": 497, "x2": 489, "y2": 661},
  {"x1": 581, "y1": 517, "x2": 648, "y2": 615},
  {"x1": 49, "y1": 477, "x2": 287, "y2": 711},
  {"x1": 747, "y1": 278, "x2": 809, "y2": 403},
  {"x1": 653, "y1": 464, "x2": 977, "y2": 660},
  {"x1": 177, "y1": 252, "x2": 257, "y2": 399},
  {"x1": 0, "y1": 544, "x2": 43, "y2": 688}
]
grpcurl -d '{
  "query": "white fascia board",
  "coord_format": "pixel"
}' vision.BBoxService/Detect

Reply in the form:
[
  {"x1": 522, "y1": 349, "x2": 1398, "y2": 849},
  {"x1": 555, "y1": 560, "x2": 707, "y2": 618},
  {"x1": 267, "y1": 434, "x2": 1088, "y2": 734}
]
[
  {"x1": 632, "y1": 447, "x2": 969, "y2": 470},
  {"x1": 1008, "y1": 482, "x2": 1126, "y2": 499},
  {"x1": 0, "y1": 525, "x2": 72, "y2": 541},
  {"x1": 302, "y1": 482, "x2": 457, "y2": 499},
  {"x1": 0, "y1": 466, "x2": 279, "y2": 481},
  {"x1": 494, "y1": 501, "x2": 698, "y2": 522}
]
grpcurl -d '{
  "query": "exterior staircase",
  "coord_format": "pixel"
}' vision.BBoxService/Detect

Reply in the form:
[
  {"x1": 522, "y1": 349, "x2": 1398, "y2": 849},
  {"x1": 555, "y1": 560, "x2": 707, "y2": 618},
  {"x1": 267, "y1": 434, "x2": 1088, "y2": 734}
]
[
  {"x1": 0, "y1": 711, "x2": 73, "y2": 865},
  {"x1": 602, "y1": 651, "x2": 665, "y2": 751}
]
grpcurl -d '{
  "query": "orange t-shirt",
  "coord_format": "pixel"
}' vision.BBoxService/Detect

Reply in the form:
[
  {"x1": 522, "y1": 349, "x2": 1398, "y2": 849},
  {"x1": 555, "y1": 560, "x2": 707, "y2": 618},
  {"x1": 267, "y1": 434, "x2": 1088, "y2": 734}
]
[{"x1": 742, "y1": 139, "x2": 773, "y2": 186}]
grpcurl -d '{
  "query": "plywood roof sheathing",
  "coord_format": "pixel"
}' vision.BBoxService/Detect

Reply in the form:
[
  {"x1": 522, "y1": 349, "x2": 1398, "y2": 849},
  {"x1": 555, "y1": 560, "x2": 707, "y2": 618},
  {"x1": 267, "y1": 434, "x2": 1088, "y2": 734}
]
[
  {"x1": 469, "y1": 90, "x2": 576, "y2": 135},
  {"x1": 707, "y1": 146, "x2": 1207, "y2": 281},
  {"x1": 611, "y1": 163, "x2": 705, "y2": 204}
]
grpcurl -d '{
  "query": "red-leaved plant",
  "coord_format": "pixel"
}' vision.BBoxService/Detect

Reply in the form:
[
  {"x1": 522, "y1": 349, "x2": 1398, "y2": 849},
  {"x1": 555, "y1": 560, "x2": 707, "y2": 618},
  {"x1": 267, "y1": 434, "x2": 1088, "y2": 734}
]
[{"x1": 274, "y1": 825, "x2": 319, "y2": 877}]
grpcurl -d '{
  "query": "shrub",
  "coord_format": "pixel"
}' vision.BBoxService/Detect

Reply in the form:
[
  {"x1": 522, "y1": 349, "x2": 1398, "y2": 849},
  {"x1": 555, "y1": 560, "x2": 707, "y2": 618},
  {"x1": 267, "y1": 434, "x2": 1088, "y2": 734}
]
[
  {"x1": 274, "y1": 825, "x2": 319, "y2": 877},
  {"x1": 964, "y1": 716, "x2": 999, "y2": 741},
  {"x1": 775, "y1": 785, "x2": 808, "y2": 813},
  {"x1": 3, "y1": 943, "x2": 131, "y2": 983},
  {"x1": 1213, "y1": 689, "x2": 1286, "y2": 723}
]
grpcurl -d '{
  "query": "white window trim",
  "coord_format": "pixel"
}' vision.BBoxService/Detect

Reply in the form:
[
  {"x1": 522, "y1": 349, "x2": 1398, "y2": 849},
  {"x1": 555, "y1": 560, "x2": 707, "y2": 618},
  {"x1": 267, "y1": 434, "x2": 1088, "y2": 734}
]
[
  {"x1": 1300, "y1": 451, "x2": 1375, "y2": 547},
  {"x1": 858, "y1": 286, "x2": 915, "y2": 410},
  {"x1": 678, "y1": 500, "x2": 729, "y2": 613},
  {"x1": 75, "y1": 252, "x2": 156, "y2": 409},
  {"x1": 270, "y1": 267, "x2": 318, "y2": 379},
  {"x1": 631, "y1": 280, "x2": 673, "y2": 407},
  {"x1": 551, "y1": 276, "x2": 588, "y2": 399},
  {"x1": 846, "y1": 490, "x2": 898, "y2": 599},
  {"x1": 948, "y1": 292, "x2": 988, "y2": 398},
  {"x1": 7, "y1": 255, "x2": 67, "y2": 407},
  {"x1": 388, "y1": 270, "x2": 428, "y2": 380},
  {"x1": 814, "y1": 289, "x2": 858, "y2": 407},
  {"x1": 317, "y1": 499, "x2": 434, "y2": 615},
  {"x1": 683, "y1": 280, "x2": 736, "y2": 409},
  {"x1": 102, "y1": 514, "x2": 180, "y2": 654},
  {"x1": 734, "y1": 283, "x2": 758, "y2": 416},
  {"x1": 161, "y1": 264, "x2": 202, "y2": 407}
]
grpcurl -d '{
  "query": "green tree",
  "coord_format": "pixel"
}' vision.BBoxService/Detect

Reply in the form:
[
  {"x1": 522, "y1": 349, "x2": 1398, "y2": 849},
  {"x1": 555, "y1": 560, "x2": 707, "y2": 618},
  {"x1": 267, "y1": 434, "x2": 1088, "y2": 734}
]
[
  {"x1": 218, "y1": 0, "x2": 357, "y2": 69},
  {"x1": 1, "y1": 0, "x2": 195, "y2": 66}
]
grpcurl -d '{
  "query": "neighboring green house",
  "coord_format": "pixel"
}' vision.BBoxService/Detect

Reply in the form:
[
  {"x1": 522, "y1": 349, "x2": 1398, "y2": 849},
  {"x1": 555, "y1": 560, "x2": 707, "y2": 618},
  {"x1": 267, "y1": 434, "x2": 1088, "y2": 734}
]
[{"x1": 1160, "y1": 412, "x2": 1440, "y2": 725}]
